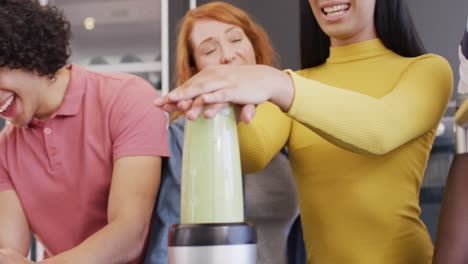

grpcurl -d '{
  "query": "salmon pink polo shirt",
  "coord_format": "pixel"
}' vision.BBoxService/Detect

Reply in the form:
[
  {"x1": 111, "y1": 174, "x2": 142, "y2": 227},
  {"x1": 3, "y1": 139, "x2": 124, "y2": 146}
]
[{"x1": 0, "y1": 65, "x2": 169, "y2": 257}]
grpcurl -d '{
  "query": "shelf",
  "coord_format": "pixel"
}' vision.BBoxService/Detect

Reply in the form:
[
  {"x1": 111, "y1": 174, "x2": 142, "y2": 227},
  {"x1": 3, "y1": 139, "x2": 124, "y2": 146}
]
[{"x1": 84, "y1": 61, "x2": 161, "y2": 73}]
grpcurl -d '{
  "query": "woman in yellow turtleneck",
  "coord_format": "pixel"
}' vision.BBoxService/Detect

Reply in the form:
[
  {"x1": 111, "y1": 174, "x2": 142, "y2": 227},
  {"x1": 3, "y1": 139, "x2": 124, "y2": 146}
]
[{"x1": 154, "y1": 0, "x2": 453, "y2": 263}]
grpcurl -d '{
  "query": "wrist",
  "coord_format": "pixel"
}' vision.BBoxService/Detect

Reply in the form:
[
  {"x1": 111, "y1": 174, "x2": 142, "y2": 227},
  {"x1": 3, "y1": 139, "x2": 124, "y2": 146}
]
[{"x1": 270, "y1": 70, "x2": 295, "y2": 112}]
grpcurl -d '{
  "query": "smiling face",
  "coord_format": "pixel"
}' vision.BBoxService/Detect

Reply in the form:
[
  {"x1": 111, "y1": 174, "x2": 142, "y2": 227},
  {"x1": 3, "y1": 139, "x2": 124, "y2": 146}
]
[
  {"x1": 190, "y1": 19, "x2": 257, "y2": 71},
  {"x1": 308, "y1": 0, "x2": 377, "y2": 46},
  {"x1": 0, "y1": 67, "x2": 48, "y2": 127}
]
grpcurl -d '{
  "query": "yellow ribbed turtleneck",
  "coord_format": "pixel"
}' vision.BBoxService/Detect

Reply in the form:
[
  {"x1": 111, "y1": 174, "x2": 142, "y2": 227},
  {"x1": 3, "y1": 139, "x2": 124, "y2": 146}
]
[{"x1": 238, "y1": 39, "x2": 453, "y2": 263}]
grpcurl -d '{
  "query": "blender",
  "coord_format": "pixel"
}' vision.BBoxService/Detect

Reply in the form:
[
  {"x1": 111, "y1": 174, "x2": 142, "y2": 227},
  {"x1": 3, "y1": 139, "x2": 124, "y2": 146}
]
[{"x1": 168, "y1": 106, "x2": 257, "y2": 264}]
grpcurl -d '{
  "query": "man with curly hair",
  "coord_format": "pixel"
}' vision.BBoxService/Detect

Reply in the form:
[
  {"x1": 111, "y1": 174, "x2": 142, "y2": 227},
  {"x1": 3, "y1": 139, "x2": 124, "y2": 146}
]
[{"x1": 0, "y1": 0, "x2": 169, "y2": 263}]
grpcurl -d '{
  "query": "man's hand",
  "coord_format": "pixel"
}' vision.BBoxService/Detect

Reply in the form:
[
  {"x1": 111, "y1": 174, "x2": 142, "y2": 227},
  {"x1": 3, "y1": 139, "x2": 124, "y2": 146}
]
[{"x1": 0, "y1": 249, "x2": 32, "y2": 264}]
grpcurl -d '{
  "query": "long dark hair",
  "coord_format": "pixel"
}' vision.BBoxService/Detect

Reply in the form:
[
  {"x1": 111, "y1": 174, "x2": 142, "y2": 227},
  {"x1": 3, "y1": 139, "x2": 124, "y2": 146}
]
[
  {"x1": 300, "y1": 0, "x2": 427, "y2": 68},
  {"x1": 462, "y1": 24, "x2": 468, "y2": 58}
]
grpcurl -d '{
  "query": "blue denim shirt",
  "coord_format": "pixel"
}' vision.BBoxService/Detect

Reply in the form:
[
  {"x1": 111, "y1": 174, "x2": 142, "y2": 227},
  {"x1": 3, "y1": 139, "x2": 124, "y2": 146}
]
[{"x1": 144, "y1": 117, "x2": 185, "y2": 264}]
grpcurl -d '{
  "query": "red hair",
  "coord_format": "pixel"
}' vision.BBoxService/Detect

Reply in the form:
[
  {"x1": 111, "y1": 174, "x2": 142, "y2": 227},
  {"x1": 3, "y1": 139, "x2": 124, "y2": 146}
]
[{"x1": 175, "y1": 1, "x2": 278, "y2": 87}]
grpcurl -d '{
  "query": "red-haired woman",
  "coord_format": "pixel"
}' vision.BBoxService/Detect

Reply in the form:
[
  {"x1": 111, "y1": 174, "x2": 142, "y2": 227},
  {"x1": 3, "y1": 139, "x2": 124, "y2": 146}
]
[{"x1": 145, "y1": 3, "x2": 302, "y2": 264}]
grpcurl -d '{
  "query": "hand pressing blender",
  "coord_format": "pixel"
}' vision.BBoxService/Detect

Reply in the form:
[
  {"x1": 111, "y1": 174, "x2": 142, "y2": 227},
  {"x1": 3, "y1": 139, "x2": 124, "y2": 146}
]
[{"x1": 168, "y1": 106, "x2": 257, "y2": 264}]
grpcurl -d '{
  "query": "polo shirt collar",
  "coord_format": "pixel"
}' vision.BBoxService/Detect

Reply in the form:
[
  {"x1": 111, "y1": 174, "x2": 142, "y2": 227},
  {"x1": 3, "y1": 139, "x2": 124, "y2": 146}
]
[{"x1": 54, "y1": 64, "x2": 86, "y2": 117}]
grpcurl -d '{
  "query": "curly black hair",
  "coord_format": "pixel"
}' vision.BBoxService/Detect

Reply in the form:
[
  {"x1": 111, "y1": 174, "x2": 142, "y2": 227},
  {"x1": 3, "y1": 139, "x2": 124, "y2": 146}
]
[{"x1": 0, "y1": 0, "x2": 71, "y2": 78}]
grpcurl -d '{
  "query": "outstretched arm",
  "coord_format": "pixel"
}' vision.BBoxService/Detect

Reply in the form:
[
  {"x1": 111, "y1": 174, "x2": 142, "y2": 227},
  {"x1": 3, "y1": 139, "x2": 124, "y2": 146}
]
[
  {"x1": 41, "y1": 156, "x2": 162, "y2": 264},
  {"x1": 156, "y1": 55, "x2": 452, "y2": 155},
  {"x1": 285, "y1": 55, "x2": 452, "y2": 155}
]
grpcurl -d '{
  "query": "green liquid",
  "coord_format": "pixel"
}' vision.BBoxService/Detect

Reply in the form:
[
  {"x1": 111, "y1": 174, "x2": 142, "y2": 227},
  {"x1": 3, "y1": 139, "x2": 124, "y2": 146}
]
[{"x1": 180, "y1": 106, "x2": 244, "y2": 224}]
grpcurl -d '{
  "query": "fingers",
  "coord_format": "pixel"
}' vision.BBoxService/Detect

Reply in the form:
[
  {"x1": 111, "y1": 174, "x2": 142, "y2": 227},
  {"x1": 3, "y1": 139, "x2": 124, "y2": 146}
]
[
  {"x1": 153, "y1": 93, "x2": 175, "y2": 107},
  {"x1": 240, "y1": 104, "x2": 256, "y2": 123},
  {"x1": 157, "y1": 99, "x2": 193, "y2": 114},
  {"x1": 155, "y1": 66, "x2": 232, "y2": 109},
  {"x1": 168, "y1": 67, "x2": 229, "y2": 101},
  {"x1": 200, "y1": 90, "x2": 228, "y2": 104},
  {"x1": 204, "y1": 103, "x2": 230, "y2": 119},
  {"x1": 177, "y1": 99, "x2": 193, "y2": 111},
  {"x1": 186, "y1": 96, "x2": 205, "y2": 120},
  {"x1": 164, "y1": 97, "x2": 255, "y2": 122},
  {"x1": 153, "y1": 84, "x2": 193, "y2": 108},
  {"x1": 161, "y1": 103, "x2": 180, "y2": 113}
]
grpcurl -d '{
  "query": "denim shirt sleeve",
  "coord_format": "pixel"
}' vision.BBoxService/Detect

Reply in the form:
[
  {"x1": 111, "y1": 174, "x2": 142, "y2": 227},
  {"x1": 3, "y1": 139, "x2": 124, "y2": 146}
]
[{"x1": 145, "y1": 117, "x2": 185, "y2": 264}]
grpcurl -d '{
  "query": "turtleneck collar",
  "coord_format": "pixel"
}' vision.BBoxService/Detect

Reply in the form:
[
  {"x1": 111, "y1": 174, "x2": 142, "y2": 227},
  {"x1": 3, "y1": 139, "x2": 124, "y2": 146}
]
[{"x1": 327, "y1": 38, "x2": 391, "y2": 64}]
